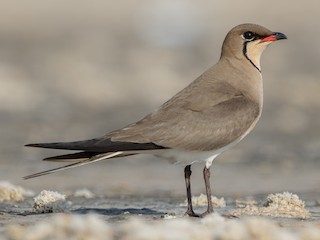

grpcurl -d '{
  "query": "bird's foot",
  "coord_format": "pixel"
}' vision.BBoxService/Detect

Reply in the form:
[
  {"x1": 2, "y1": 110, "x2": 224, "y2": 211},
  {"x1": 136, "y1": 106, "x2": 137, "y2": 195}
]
[
  {"x1": 184, "y1": 209, "x2": 200, "y2": 218},
  {"x1": 199, "y1": 209, "x2": 214, "y2": 218},
  {"x1": 185, "y1": 209, "x2": 214, "y2": 218}
]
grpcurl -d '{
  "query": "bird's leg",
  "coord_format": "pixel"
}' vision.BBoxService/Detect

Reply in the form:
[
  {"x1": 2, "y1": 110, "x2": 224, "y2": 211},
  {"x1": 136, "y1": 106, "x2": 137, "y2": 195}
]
[
  {"x1": 200, "y1": 166, "x2": 213, "y2": 217},
  {"x1": 184, "y1": 165, "x2": 199, "y2": 217}
]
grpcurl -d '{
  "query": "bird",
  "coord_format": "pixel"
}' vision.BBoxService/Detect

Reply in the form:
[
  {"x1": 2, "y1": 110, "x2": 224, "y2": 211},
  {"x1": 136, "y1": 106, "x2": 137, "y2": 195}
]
[{"x1": 25, "y1": 23, "x2": 287, "y2": 217}]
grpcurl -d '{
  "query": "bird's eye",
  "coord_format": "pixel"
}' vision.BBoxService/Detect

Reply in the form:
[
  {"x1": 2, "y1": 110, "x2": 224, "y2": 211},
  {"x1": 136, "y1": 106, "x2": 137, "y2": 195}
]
[{"x1": 242, "y1": 31, "x2": 255, "y2": 41}]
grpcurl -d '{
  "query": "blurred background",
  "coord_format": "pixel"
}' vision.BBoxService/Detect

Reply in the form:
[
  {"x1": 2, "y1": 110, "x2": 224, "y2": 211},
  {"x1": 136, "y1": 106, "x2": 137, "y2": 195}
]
[{"x1": 0, "y1": 0, "x2": 319, "y2": 197}]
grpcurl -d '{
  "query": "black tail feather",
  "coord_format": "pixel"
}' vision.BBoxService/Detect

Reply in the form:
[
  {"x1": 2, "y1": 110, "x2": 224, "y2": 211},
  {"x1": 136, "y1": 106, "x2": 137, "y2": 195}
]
[
  {"x1": 25, "y1": 139, "x2": 100, "y2": 151},
  {"x1": 43, "y1": 151, "x2": 136, "y2": 162},
  {"x1": 43, "y1": 151, "x2": 98, "y2": 162},
  {"x1": 25, "y1": 138, "x2": 165, "y2": 152}
]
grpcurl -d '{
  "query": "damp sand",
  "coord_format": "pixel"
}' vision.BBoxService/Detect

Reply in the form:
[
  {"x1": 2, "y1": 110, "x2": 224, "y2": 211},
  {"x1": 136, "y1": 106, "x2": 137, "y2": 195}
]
[{"x1": 0, "y1": 182, "x2": 319, "y2": 240}]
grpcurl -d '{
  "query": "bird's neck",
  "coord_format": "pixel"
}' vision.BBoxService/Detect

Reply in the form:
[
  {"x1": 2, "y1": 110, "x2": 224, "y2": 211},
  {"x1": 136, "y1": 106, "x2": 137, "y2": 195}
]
[{"x1": 216, "y1": 57, "x2": 264, "y2": 108}]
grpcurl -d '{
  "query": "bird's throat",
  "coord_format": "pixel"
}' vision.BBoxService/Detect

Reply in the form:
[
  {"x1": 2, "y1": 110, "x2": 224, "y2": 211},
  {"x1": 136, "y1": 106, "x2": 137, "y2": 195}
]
[{"x1": 243, "y1": 41, "x2": 265, "y2": 73}]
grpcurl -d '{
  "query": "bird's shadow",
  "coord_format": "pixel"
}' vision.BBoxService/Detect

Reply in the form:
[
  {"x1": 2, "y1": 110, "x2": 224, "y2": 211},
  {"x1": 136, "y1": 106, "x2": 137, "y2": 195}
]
[{"x1": 72, "y1": 207, "x2": 165, "y2": 216}]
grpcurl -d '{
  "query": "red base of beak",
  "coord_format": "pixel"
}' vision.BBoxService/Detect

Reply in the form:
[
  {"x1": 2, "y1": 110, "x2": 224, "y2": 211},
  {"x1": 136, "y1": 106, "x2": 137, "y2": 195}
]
[{"x1": 260, "y1": 35, "x2": 277, "y2": 43}]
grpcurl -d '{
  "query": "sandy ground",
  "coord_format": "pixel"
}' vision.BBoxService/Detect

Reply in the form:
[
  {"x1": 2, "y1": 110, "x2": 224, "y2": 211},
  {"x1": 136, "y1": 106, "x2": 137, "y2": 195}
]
[
  {"x1": 1, "y1": 0, "x2": 320, "y2": 239},
  {"x1": 0, "y1": 183, "x2": 319, "y2": 239},
  {"x1": 0, "y1": 160, "x2": 319, "y2": 239}
]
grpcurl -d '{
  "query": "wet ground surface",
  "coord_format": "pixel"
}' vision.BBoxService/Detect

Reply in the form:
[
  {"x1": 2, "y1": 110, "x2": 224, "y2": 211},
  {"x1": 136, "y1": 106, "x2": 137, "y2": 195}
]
[
  {"x1": 0, "y1": 190, "x2": 319, "y2": 229},
  {"x1": 1, "y1": 158, "x2": 320, "y2": 233}
]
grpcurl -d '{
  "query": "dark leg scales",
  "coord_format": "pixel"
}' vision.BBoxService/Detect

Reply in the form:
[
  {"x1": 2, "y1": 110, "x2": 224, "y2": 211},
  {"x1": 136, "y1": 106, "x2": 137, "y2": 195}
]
[
  {"x1": 184, "y1": 165, "x2": 215, "y2": 218},
  {"x1": 184, "y1": 165, "x2": 199, "y2": 217},
  {"x1": 200, "y1": 166, "x2": 214, "y2": 217}
]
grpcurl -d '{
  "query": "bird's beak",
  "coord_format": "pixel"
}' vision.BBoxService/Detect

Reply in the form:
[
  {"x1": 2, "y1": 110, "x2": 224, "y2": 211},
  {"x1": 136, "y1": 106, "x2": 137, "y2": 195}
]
[{"x1": 260, "y1": 32, "x2": 287, "y2": 43}]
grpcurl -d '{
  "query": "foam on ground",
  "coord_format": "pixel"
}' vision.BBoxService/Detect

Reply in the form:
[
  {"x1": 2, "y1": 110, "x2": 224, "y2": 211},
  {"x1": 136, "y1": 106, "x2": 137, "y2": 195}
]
[
  {"x1": 0, "y1": 181, "x2": 34, "y2": 202},
  {"x1": 235, "y1": 199, "x2": 257, "y2": 208},
  {"x1": 5, "y1": 213, "x2": 320, "y2": 240},
  {"x1": 33, "y1": 190, "x2": 68, "y2": 213},
  {"x1": 180, "y1": 194, "x2": 226, "y2": 208},
  {"x1": 232, "y1": 192, "x2": 310, "y2": 219},
  {"x1": 73, "y1": 188, "x2": 95, "y2": 198},
  {"x1": 5, "y1": 214, "x2": 113, "y2": 240}
]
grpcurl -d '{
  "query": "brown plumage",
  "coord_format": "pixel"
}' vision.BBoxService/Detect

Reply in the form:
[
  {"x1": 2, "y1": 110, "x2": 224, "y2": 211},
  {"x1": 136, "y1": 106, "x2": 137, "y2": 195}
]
[{"x1": 25, "y1": 23, "x2": 287, "y2": 217}]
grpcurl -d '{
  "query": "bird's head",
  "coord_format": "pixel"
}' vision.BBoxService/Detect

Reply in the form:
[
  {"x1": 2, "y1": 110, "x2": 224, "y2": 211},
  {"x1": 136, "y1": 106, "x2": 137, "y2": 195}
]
[{"x1": 221, "y1": 23, "x2": 287, "y2": 72}]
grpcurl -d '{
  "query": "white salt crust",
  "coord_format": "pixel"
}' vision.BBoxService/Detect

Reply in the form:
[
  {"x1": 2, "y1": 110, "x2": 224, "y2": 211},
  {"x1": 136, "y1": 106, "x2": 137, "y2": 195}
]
[
  {"x1": 180, "y1": 193, "x2": 226, "y2": 208},
  {"x1": 232, "y1": 192, "x2": 310, "y2": 219},
  {"x1": 0, "y1": 181, "x2": 34, "y2": 202},
  {"x1": 5, "y1": 213, "x2": 319, "y2": 240},
  {"x1": 33, "y1": 190, "x2": 68, "y2": 213},
  {"x1": 73, "y1": 188, "x2": 95, "y2": 198}
]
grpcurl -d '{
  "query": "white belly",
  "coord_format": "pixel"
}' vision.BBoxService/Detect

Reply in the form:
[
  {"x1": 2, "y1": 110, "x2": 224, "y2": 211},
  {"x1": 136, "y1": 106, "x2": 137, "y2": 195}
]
[
  {"x1": 154, "y1": 148, "x2": 219, "y2": 165},
  {"x1": 151, "y1": 138, "x2": 241, "y2": 168}
]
